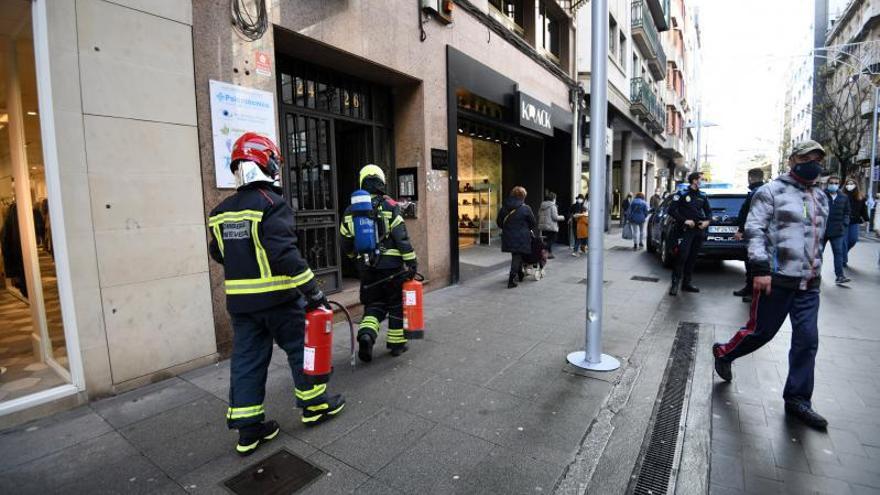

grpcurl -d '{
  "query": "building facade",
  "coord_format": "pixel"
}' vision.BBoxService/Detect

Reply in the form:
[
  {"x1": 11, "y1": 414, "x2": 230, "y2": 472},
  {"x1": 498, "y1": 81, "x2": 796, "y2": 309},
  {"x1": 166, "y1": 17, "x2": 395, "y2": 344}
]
[
  {"x1": 1, "y1": 0, "x2": 580, "y2": 424},
  {"x1": 821, "y1": 0, "x2": 880, "y2": 185},
  {"x1": 576, "y1": 0, "x2": 698, "y2": 222}
]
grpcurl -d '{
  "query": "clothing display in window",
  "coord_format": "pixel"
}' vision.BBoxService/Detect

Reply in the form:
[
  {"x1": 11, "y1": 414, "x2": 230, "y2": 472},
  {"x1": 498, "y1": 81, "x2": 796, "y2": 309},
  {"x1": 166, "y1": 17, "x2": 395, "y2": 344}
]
[{"x1": 1, "y1": 202, "x2": 28, "y2": 298}]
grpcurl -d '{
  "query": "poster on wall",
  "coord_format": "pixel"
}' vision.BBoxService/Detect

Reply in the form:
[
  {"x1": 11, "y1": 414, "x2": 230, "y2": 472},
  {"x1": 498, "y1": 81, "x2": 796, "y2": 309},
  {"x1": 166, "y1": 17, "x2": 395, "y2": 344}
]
[{"x1": 209, "y1": 80, "x2": 278, "y2": 189}]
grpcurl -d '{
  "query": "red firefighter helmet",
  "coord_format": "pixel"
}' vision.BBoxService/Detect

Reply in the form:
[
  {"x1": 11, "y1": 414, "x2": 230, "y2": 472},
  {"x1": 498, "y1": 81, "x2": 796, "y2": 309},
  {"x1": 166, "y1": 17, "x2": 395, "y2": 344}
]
[{"x1": 230, "y1": 132, "x2": 282, "y2": 175}]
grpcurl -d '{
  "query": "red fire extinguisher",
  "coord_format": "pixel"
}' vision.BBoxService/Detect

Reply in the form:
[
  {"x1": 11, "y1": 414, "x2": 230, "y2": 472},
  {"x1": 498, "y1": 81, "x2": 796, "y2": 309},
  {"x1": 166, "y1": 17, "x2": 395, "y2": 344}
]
[
  {"x1": 403, "y1": 273, "x2": 425, "y2": 339},
  {"x1": 304, "y1": 301, "x2": 357, "y2": 382}
]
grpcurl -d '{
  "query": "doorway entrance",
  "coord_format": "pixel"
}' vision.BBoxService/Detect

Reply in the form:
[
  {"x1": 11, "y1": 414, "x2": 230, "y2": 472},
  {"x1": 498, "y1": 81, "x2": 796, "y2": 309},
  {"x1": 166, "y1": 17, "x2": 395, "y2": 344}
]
[
  {"x1": 276, "y1": 57, "x2": 394, "y2": 293},
  {"x1": 1, "y1": 0, "x2": 72, "y2": 404},
  {"x1": 453, "y1": 91, "x2": 545, "y2": 281}
]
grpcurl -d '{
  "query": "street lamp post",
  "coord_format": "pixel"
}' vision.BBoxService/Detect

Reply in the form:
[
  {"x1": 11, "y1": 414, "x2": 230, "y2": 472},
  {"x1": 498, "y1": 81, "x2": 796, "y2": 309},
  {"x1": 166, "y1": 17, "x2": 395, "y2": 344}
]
[
  {"x1": 869, "y1": 85, "x2": 878, "y2": 216},
  {"x1": 685, "y1": 120, "x2": 718, "y2": 173},
  {"x1": 566, "y1": 0, "x2": 620, "y2": 373}
]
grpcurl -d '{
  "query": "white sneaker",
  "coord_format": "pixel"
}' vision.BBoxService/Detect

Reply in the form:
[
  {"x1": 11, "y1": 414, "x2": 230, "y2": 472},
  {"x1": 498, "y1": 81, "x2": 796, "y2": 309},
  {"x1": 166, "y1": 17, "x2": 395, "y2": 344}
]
[{"x1": 571, "y1": 251, "x2": 580, "y2": 257}]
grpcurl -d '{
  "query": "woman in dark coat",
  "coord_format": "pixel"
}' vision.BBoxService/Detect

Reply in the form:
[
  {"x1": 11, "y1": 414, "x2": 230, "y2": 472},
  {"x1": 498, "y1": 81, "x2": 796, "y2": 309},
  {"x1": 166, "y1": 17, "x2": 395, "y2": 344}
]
[{"x1": 497, "y1": 186, "x2": 536, "y2": 288}]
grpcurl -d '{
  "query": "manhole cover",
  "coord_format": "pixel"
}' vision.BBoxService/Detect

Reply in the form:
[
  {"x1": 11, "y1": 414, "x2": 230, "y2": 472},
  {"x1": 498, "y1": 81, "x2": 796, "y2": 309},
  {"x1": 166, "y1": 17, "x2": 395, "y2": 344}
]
[
  {"x1": 225, "y1": 449, "x2": 323, "y2": 495},
  {"x1": 630, "y1": 276, "x2": 660, "y2": 283}
]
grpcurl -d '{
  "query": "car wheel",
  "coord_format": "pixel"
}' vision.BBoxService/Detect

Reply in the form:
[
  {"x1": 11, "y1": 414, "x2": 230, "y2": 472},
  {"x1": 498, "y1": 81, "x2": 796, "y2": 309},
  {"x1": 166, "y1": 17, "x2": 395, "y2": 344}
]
[{"x1": 660, "y1": 236, "x2": 674, "y2": 268}]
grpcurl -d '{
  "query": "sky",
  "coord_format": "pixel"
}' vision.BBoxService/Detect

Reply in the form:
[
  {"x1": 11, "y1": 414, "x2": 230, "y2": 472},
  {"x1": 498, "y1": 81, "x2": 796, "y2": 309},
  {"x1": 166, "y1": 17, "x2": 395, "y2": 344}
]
[{"x1": 692, "y1": 0, "x2": 815, "y2": 184}]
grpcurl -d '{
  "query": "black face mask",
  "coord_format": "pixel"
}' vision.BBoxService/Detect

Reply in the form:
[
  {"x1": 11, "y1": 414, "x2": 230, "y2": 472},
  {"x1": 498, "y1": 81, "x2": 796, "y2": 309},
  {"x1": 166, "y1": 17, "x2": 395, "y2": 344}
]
[
  {"x1": 791, "y1": 161, "x2": 823, "y2": 183},
  {"x1": 362, "y1": 176, "x2": 386, "y2": 195}
]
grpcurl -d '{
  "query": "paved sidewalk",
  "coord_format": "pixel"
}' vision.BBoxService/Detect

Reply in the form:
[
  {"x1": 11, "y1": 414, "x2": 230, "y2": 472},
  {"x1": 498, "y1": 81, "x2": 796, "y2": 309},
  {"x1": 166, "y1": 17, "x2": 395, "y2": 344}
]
[
  {"x1": 707, "y1": 241, "x2": 880, "y2": 495},
  {"x1": 0, "y1": 233, "x2": 673, "y2": 495}
]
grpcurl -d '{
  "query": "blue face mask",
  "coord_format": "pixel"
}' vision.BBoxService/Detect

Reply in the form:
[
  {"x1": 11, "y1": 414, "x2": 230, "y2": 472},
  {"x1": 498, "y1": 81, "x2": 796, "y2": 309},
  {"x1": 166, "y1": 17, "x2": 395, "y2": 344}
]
[{"x1": 827, "y1": 184, "x2": 839, "y2": 193}]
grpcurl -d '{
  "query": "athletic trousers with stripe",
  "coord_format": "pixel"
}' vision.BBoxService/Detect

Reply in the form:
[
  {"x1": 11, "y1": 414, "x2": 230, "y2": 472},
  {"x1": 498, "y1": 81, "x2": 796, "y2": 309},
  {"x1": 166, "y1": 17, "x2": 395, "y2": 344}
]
[{"x1": 713, "y1": 285, "x2": 820, "y2": 405}]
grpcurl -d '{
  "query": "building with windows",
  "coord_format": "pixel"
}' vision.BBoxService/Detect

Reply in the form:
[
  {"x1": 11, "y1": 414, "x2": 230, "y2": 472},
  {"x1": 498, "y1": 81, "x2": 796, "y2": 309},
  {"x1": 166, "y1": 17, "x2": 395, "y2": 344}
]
[
  {"x1": 788, "y1": 42, "x2": 816, "y2": 154},
  {"x1": 820, "y1": 0, "x2": 879, "y2": 184},
  {"x1": 576, "y1": 0, "x2": 698, "y2": 220},
  {"x1": 0, "y1": 0, "x2": 581, "y2": 424}
]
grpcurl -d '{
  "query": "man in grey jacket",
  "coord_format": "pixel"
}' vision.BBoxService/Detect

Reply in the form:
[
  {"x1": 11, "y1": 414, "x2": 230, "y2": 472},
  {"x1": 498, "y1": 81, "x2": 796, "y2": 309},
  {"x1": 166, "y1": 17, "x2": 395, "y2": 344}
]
[{"x1": 712, "y1": 140, "x2": 830, "y2": 429}]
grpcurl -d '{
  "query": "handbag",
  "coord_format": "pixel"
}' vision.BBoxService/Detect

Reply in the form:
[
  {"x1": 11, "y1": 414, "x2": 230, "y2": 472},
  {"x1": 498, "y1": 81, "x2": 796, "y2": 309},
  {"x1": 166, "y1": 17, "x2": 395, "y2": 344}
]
[{"x1": 622, "y1": 222, "x2": 633, "y2": 240}]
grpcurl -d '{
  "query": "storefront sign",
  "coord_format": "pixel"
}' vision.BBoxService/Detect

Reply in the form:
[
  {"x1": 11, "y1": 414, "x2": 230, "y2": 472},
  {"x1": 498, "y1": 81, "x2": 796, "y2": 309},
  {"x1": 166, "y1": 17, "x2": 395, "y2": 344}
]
[
  {"x1": 517, "y1": 92, "x2": 553, "y2": 136},
  {"x1": 209, "y1": 80, "x2": 278, "y2": 189},
  {"x1": 255, "y1": 51, "x2": 272, "y2": 77}
]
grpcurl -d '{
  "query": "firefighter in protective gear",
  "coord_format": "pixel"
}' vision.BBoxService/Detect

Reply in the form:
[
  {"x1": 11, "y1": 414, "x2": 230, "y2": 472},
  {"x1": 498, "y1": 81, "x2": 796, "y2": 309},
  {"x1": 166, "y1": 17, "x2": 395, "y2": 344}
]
[
  {"x1": 341, "y1": 164, "x2": 418, "y2": 362},
  {"x1": 209, "y1": 132, "x2": 345, "y2": 456}
]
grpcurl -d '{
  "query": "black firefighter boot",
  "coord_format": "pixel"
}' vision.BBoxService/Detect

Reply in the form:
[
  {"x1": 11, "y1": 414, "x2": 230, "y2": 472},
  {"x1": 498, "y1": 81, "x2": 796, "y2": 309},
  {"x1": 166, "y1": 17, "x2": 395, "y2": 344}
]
[
  {"x1": 389, "y1": 343, "x2": 409, "y2": 357},
  {"x1": 358, "y1": 332, "x2": 375, "y2": 363},
  {"x1": 236, "y1": 420, "x2": 281, "y2": 457},
  {"x1": 302, "y1": 395, "x2": 346, "y2": 427}
]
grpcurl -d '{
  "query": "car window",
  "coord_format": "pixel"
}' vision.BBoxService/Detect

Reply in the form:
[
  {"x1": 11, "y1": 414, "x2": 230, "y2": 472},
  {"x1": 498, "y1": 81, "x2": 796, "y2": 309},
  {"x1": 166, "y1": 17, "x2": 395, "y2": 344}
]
[{"x1": 708, "y1": 196, "x2": 746, "y2": 217}]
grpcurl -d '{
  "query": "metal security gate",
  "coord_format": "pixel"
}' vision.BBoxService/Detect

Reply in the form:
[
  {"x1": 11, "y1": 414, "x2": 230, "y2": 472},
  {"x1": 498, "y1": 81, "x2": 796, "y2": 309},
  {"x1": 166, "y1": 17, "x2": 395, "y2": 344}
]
[
  {"x1": 280, "y1": 112, "x2": 341, "y2": 292},
  {"x1": 277, "y1": 57, "x2": 394, "y2": 293}
]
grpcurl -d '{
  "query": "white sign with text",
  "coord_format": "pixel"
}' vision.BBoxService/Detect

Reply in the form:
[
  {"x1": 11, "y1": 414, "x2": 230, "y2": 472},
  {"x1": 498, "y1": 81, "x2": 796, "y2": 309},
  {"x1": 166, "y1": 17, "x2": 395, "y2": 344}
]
[{"x1": 209, "y1": 80, "x2": 278, "y2": 189}]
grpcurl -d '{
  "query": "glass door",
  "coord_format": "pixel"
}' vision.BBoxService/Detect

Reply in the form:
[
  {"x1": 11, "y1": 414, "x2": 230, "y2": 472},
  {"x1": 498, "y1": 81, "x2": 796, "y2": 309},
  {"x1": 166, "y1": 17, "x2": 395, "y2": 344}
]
[{"x1": 1, "y1": 2, "x2": 72, "y2": 403}]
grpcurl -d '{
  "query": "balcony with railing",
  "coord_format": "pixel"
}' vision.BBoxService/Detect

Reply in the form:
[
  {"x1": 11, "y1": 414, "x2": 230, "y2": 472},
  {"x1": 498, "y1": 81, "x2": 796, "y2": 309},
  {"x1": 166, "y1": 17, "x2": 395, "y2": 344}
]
[
  {"x1": 631, "y1": 77, "x2": 666, "y2": 135},
  {"x1": 631, "y1": 0, "x2": 667, "y2": 80},
  {"x1": 630, "y1": 77, "x2": 654, "y2": 117}
]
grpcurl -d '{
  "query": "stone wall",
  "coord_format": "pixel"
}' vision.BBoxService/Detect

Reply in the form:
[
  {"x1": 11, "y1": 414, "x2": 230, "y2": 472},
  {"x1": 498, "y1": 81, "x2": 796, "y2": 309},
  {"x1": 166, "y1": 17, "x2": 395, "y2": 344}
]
[{"x1": 45, "y1": 0, "x2": 216, "y2": 396}]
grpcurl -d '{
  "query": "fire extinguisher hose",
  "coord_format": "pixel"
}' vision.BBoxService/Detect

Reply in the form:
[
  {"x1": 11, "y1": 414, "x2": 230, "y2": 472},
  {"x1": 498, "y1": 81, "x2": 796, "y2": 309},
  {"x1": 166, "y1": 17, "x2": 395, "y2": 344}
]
[
  {"x1": 326, "y1": 300, "x2": 357, "y2": 369},
  {"x1": 361, "y1": 270, "x2": 424, "y2": 290}
]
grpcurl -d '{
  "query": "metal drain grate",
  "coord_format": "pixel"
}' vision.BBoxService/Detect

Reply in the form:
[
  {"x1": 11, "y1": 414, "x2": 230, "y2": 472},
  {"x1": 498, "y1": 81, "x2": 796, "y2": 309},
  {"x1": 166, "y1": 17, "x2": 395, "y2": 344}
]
[
  {"x1": 578, "y1": 278, "x2": 610, "y2": 285},
  {"x1": 627, "y1": 322, "x2": 699, "y2": 495},
  {"x1": 630, "y1": 276, "x2": 660, "y2": 283},
  {"x1": 608, "y1": 246, "x2": 634, "y2": 251},
  {"x1": 225, "y1": 448, "x2": 324, "y2": 494}
]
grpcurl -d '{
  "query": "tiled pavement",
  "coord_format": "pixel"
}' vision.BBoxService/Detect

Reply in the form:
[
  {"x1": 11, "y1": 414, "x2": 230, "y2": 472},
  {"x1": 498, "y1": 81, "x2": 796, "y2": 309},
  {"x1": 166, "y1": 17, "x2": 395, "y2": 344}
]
[
  {"x1": 708, "y1": 238, "x2": 880, "y2": 495},
  {"x1": 0, "y1": 233, "x2": 674, "y2": 494}
]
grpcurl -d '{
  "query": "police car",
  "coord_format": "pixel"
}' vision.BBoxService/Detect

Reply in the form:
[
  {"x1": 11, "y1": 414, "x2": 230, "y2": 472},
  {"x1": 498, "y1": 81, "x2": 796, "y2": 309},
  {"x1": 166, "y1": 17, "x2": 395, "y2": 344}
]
[{"x1": 646, "y1": 186, "x2": 749, "y2": 267}]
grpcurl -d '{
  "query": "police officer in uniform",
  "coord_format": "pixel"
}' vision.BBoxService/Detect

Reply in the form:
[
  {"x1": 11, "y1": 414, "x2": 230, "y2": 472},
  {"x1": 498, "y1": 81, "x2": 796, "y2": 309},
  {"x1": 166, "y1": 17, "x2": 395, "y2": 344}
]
[
  {"x1": 209, "y1": 132, "x2": 345, "y2": 456},
  {"x1": 667, "y1": 172, "x2": 712, "y2": 296},
  {"x1": 340, "y1": 165, "x2": 417, "y2": 362}
]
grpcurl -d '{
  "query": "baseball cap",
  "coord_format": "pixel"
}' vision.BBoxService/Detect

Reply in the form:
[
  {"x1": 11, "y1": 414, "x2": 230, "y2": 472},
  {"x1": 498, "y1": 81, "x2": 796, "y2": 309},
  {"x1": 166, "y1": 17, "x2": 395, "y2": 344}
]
[{"x1": 790, "y1": 140, "x2": 825, "y2": 158}]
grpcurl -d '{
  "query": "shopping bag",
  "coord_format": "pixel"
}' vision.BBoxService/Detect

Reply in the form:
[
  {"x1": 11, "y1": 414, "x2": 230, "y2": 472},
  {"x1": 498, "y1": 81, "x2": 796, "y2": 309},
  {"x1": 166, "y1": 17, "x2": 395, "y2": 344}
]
[{"x1": 622, "y1": 222, "x2": 633, "y2": 240}]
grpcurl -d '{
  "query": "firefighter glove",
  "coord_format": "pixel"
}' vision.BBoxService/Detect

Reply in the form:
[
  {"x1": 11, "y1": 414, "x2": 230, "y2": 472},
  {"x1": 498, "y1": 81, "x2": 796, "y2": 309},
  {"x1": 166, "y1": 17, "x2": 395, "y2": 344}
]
[
  {"x1": 405, "y1": 261, "x2": 418, "y2": 280},
  {"x1": 303, "y1": 284, "x2": 330, "y2": 312}
]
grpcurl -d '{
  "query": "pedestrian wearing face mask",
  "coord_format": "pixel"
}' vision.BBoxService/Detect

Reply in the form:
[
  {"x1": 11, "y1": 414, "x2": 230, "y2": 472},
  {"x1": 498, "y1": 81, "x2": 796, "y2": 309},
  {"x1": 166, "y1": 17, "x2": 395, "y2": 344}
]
[
  {"x1": 713, "y1": 140, "x2": 830, "y2": 429},
  {"x1": 733, "y1": 168, "x2": 766, "y2": 302},
  {"x1": 822, "y1": 175, "x2": 851, "y2": 285},
  {"x1": 666, "y1": 172, "x2": 712, "y2": 296},
  {"x1": 843, "y1": 179, "x2": 869, "y2": 267}
]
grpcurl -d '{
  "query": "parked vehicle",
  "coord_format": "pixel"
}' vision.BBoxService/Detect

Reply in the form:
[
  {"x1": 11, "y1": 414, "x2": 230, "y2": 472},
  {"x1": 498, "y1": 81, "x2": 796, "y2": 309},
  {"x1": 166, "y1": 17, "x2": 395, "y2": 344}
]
[{"x1": 647, "y1": 188, "x2": 749, "y2": 267}]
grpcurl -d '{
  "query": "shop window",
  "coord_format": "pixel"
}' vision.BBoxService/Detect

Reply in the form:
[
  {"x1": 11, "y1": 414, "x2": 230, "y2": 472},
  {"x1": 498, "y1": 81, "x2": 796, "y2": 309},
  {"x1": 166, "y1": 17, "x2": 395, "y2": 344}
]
[
  {"x1": 539, "y1": 1, "x2": 560, "y2": 59},
  {"x1": 1, "y1": 6, "x2": 73, "y2": 402}
]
